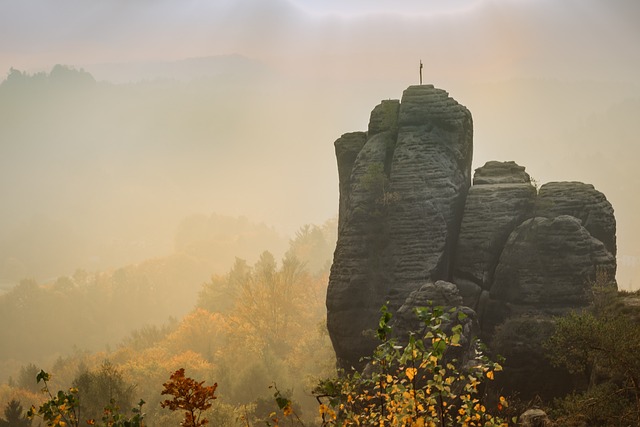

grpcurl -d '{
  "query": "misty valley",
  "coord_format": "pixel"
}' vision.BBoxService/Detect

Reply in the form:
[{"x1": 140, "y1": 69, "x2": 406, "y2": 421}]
[{"x1": 1, "y1": 62, "x2": 640, "y2": 427}]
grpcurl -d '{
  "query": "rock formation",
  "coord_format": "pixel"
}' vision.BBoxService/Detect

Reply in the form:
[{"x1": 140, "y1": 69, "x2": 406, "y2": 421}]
[
  {"x1": 327, "y1": 85, "x2": 617, "y2": 399},
  {"x1": 327, "y1": 85, "x2": 473, "y2": 370},
  {"x1": 453, "y1": 161, "x2": 537, "y2": 309}
]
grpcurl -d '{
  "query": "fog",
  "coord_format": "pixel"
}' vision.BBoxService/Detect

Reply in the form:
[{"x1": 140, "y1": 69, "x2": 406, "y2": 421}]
[
  {"x1": 1, "y1": 0, "x2": 638, "y2": 289},
  {"x1": 0, "y1": 0, "x2": 639, "y2": 422}
]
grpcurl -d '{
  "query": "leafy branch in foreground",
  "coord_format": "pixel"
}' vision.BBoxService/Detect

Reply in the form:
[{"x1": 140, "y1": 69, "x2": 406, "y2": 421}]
[
  {"x1": 26, "y1": 370, "x2": 146, "y2": 427},
  {"x1": 27, "y1": 370, "x2": 81, "y2": 427},
  {"x1": 312, "y1": 305, "x2": 511, "y2": 427}
]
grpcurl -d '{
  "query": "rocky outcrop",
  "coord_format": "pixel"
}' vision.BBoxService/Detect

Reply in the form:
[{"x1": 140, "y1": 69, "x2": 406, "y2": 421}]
[
  {"x1": 391, "y1": 280, "x2": 470, "y2": 340},
  {"x1": 518, "y1": 409, "x2": 552, "y2": 427},
  {"x1": 491, "y1": 216, "x2": 616, "y2": 308},
  {"x1": 535, "y1": 181, "x2": 617, "y2": 256},
  {"x1": 387, "y1": 86, "x2": 473, "y2": 300},
  {"x1": 327, "y1": 85, "x2": 472, "y2": 370},
  {"x1": 391, "y1": 281, "x2": 478, "y2": 366},
  {"x1": 453, "y1": 161, "x2": 537, "y2": 308},
  {"x1": 327, "y1": 85, "x2": 617, "y2": 399}
]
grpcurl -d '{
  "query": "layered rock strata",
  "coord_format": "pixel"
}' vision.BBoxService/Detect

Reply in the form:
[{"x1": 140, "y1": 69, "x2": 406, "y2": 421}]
[
  {"x1": 453, "y1": 161, "x2": 537, "y2": 308},
  {"x1": 327, "y1": 85, "x2": 617, "y2": 396},
  {"x1": 327, "y1": 85, "x2": 473, "y2": 370}
]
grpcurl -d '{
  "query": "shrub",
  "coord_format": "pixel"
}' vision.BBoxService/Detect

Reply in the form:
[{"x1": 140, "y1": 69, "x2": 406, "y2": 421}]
[{"x1": 309, "y1": 305, "x2": 511, "y2": 426}]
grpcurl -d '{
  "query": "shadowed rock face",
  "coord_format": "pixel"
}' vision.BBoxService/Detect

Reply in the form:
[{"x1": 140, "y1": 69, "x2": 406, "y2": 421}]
[
  {"x1": 327, "y1": 86, "x2": 617, "y2": 399},
  {"x1": 536, "y1": 182, "x2": 617, "y2": 256},
  {"x1": 327, "y1": 85, "x2": 473, "y2": 370},
  {"x1": 491, "y1": 216, "x2": 616, "y2": 308},
  {"x1": 453, "y1": 161, "x2": 537, "y2": 308}
]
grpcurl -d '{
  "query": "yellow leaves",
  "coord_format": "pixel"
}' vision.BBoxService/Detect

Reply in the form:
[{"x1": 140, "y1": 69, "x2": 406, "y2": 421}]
[
  {"x1": 313, "y1": 309, "x2": 510, "y2": 427},
  {"x1": 497, "y1": 395, "x2": 509, "y2": 411},
  {"x1": 406, "y1": 367, "x2": 417, "y2": 381},
  {"x1": 283, "y1": 404, "x2": 293, "y2": 417},
  {"x1": 473, "y1": 403, "x2": 486, "y2": 413},
  {"x1": 319, "y1": 404, "x2": 337, "y2": 420}
]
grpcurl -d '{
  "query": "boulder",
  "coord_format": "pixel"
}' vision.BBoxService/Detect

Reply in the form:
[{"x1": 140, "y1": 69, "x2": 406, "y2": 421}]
[
  {"x1": 473, "y1": 160, "x2": 531, "y2": 185},
  {"x1": 490, "y1": 315, "x2": 583, "y2": 401},
  {"x1": 392, "y1": 280, "x2": 466, "y2": 337},
  {"x1": 490, "y1": 215, "x2": 616, "y2": 308},
  {"x1": 518, "y1": 409, "x2": 551, "y2": 427},
  {"x1": 391, "y1": 280, "x2": 478, "y2": 366},
  {"x1": 454, "y1": 161, "x2": 536, "y2": 307},
  {"x1": 536, "y1": 181, "x2": 616, "y2": 255}
]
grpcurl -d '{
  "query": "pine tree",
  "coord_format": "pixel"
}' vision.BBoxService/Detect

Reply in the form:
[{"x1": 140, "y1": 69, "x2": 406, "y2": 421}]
[{"x1": 0, "y1": 399, "x2": 32, "y2": 427}]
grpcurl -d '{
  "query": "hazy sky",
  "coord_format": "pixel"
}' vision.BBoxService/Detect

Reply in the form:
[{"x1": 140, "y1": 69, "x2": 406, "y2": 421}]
[
  {"x1": 1, "y1": 0, "x2": 639, "y2": 82},
  {"x1": 1, "y1": 0, "x2": 639, "y2": 287}
]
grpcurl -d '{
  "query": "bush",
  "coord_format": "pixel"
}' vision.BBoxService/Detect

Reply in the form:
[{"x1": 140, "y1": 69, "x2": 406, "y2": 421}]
[
  {"x1": 310, "y1": 305, "x2": 510, "y2": 426},
  {"x1": 546, "y1": 273, "x2": 640, "y2": 426}
]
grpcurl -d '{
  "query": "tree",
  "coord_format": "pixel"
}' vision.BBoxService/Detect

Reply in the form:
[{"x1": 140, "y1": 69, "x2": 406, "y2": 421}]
[
  {"x1": 546, "y1": 271, "x2": 640, "y2": 426},
  {"x1": 197, "y1": 257, "x2": 250, "y2": 314},
  {"x1": 17, "y1": 363, "x2": 41, "y2": 393},
  {"x1": 72, "y1": 361, "x2": 135, "y2": 423},
  {"x1": 547, "y1": 309, "x2": 640, "y2": 426},
  {"x1": 0, "y1": 399, "x2": 32, "y2": 427},
  {"x1": 160, "y1": 368, "x2": 217, "y2": 427},
  {"x1": 27, "y1": 370, "x2": 145, "y2": 427},
  {"x1": 165, "y1": 309, "x2": 228, "y2": 361},
  {"x1": 231, "y1": 251, "x2": 307, "y2": 355},
  {"x1": 285, "y1": 223, "x2": 334, "y2": 275}
]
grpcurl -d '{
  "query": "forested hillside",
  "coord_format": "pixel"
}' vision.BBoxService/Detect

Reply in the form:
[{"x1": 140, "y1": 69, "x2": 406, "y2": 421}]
[{"x1": 0, "y1": 219, "x2": 336, "y2": 424}]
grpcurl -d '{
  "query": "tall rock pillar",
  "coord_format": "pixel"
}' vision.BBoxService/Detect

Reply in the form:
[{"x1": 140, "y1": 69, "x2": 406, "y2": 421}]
[{"x1": 327, "y1": 85, "x2": 473, "y2": 370}]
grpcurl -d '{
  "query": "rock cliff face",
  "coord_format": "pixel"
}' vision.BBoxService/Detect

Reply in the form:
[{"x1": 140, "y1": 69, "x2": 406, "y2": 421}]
[
  {"x1": 327, "y1": 85, "x2": 473, "y2": 370},
  {"x1": 327, "y1": 85, "x2": 617, "y2": 397}
]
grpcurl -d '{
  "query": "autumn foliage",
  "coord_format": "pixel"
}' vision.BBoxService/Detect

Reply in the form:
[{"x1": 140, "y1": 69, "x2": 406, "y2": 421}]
[
  {"x1": 160, "y1": 368, "x2": 217, "y2": 427},
  {"x1": 312, "y1": 306, "x2": 510, "y2": 427}
]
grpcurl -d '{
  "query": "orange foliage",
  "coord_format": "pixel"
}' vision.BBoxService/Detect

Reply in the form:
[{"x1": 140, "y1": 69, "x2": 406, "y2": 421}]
[{"x1": 160, "y1": 368, "x2": 218, "y2": 427}]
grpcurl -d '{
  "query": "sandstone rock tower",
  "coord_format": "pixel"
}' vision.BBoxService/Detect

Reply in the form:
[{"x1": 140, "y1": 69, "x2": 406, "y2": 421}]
[
  {"x1": 328, "y1": 85, "x2": 473, "y2": 370},
  {"x1": 327, "y1": 85, "x2": 617, "y2": 390}
]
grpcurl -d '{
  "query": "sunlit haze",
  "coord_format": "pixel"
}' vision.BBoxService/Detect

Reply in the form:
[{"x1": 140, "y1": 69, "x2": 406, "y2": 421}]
[{"x1": 1, "y1": 0, "x2": 639, "y2": 289}]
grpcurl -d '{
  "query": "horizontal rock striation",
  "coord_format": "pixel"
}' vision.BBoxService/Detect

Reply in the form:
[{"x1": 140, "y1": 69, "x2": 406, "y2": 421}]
[
  {"x1": 386, "y1": 86, "x2": 473, "y2": 301},
  {"x1": 453, "y1": 161, "x2": 537, "y2": 308},
  {"x1": 327, "y1": 85, "x2": 472, "y2": 370},
  {"x1": 327, "y1": 85, "x2": 617, "y2": 399},
  {"x1": 536, "y1": 181, "x2": 616, "y2": 256},
  {"x1": 491, "y1": 215, "x2": 616, "y2": 308}
]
